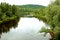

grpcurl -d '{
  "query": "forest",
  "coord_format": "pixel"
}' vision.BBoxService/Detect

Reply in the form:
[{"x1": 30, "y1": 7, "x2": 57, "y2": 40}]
[{"x1": 0, "y1": 0, "x2": 60, "y2": 40}]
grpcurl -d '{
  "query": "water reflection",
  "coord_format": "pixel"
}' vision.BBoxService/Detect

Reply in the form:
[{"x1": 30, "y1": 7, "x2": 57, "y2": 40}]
[
  {"x1": 0, "y1": 17, "x2": 51, "y2": 40},
  {"x1": 0, "y1": 18, "x2": 19, "y2": 38}
]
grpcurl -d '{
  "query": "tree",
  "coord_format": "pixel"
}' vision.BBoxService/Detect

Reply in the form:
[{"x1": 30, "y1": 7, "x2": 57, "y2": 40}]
[{"x1": 12, "y1": 5, "x2": 17, "y2": 15}]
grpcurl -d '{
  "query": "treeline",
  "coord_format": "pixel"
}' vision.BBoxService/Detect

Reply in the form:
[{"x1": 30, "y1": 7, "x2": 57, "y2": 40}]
[{"x1": 17, "y1": 5, "x2": 45, "y2": 17}]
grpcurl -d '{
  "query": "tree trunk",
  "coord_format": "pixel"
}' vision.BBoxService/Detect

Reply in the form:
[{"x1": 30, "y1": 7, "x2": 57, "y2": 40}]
[{"x1": 49, "y1": 32, "x2": 54, "y2": 40}]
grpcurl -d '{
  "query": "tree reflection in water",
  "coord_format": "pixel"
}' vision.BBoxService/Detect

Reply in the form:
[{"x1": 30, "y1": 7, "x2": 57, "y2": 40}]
[{"x1": 0, "y1": 18, "x2": 19, "y2": 38}]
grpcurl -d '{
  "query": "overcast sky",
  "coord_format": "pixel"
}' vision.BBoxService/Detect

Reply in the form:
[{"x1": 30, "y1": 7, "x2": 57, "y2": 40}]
[{"x1": 0, "y1": 0, "x2": 51, "y2": 6}]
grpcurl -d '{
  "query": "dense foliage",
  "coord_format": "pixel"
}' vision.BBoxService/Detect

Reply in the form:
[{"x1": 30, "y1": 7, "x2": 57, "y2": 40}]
[
  {"x1": 0, "y1": 2, "x2": 19, "y2": 24},
  {"x1": 38, "y1": 0, "x2": 60, "y2": 40}
]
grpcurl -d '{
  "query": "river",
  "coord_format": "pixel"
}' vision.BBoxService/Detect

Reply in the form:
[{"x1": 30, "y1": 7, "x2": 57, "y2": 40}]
[{"x1": 0, "y1": 17, "x2": 51, "y2": 40}]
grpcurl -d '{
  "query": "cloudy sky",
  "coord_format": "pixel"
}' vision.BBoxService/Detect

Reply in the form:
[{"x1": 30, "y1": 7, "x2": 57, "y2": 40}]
[{"x1": 0, "y1": 0, "x2": 51, "y2": 6}]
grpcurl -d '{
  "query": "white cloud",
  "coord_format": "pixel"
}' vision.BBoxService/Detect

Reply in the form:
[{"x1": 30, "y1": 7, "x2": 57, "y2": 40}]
[{"x1": 0, "y1": 0, "x2": 50, "y2": 6}]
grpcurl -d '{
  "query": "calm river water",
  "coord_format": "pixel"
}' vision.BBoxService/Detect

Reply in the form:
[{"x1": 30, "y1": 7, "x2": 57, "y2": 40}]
[{"x1": 0, "y1": 17, "x2": 51, "y2": 40}]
